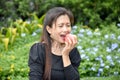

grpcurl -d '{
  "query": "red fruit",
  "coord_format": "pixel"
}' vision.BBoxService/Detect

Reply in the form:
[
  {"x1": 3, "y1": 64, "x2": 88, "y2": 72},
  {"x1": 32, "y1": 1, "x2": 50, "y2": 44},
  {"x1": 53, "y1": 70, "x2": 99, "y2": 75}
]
[{"x1": 65, "y1": 34, "x2": 74, "y2": 42}]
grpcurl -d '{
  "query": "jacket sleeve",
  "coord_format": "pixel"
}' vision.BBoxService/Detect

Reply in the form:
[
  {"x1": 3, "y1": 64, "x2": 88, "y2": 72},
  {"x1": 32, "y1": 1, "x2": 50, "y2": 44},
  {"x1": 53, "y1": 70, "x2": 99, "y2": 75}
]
[
  {"x1": 28, "y1": 43, "x2": 45, "y2": 80},
  {"x1": 64, "y1": 47, "x2": 81, "y2": 80}
]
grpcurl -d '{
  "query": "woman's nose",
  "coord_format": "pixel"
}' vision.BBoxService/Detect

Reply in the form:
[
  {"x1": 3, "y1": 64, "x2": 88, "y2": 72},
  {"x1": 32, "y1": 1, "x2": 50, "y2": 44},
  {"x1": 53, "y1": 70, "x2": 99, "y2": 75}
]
[{"x1": 63, "y1": 26, "x2": 68, "y2": 31}]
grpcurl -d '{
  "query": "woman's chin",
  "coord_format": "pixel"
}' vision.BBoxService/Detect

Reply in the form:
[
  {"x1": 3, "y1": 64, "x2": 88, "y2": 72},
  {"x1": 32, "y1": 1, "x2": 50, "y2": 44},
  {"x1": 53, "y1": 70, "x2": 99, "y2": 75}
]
[{"x1": 60, "y1": 40, "x2": 65, "y2": 44}]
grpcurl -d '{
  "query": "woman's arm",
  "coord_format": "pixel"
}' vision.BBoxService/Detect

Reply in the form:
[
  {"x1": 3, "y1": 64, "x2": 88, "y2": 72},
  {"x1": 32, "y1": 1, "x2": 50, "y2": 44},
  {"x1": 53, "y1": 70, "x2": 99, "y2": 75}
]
[
  {"x1": 62, "y1": 34, "x2": 81, "y2": 80},
  {"x1": 62, "y1": 48, "x2": 81, "y2": 80}
]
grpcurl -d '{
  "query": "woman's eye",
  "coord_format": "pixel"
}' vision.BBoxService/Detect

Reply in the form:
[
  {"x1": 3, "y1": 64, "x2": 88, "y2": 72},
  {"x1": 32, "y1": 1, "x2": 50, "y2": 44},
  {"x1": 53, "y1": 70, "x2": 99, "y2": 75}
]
[
  {"x1": 59, "y1": 25, "x2": 63, "y2": 27},
  {"x1": 67, "y1": 25, "x2": 71, "y2": 27}
]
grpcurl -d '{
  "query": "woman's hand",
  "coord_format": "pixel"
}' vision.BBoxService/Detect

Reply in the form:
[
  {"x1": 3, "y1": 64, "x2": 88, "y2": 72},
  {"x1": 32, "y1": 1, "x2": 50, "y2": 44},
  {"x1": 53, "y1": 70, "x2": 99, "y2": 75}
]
[{"x1": 62, "y1": 34, "x2": 78, "y2": 56}]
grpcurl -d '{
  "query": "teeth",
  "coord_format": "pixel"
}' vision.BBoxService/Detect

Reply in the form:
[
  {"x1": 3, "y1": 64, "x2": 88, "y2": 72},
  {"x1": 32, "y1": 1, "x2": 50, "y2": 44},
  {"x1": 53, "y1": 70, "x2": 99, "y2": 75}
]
[
  {"x1": 60, "y1": 35, "x2": 66, "y2": 39},
  {"x1": 61, "y1": 35, "x2": 65, "y2": 37}
]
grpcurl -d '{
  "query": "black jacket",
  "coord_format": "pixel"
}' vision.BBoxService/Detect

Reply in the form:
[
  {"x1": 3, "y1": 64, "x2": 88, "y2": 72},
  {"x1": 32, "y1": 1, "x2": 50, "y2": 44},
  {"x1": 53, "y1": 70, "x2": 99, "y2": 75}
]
[{"x1": 28, "y1": 43, "x2": 81, "y2": 80}]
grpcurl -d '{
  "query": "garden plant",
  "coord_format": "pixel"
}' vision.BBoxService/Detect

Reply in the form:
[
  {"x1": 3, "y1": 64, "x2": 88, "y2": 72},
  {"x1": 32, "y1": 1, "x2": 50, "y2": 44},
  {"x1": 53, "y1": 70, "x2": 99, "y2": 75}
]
[
  {"x1": 0, "y1": 16, "x2": 120, "y2": 80},
  {"x1": 0, "y1": 0, "x2": 120, "y2": 80}
]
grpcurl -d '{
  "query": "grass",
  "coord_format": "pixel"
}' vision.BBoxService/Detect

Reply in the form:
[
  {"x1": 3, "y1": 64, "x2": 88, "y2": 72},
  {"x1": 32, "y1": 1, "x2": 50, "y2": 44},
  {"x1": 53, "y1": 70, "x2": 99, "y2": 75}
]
[
  {"x1": 81, "y1": 76, "x2": 120, "y2": 80},
  {"x1": 5, "y1": 76, "x2": 120, "y2": 80}
]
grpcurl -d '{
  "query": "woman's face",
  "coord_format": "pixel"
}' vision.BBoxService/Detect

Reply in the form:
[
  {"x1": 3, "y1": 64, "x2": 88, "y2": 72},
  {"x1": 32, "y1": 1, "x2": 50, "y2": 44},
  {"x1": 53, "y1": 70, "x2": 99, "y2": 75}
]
[{"x1": 47, "y1": 14, "x2": 71, "y2": 43}]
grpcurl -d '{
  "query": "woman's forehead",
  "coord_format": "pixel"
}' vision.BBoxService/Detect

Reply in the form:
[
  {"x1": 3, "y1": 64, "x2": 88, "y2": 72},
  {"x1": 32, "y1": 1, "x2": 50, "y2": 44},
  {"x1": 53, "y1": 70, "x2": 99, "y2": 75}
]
[{"x1": 55, "y1": 15, "x2": 70, "y2": 24}]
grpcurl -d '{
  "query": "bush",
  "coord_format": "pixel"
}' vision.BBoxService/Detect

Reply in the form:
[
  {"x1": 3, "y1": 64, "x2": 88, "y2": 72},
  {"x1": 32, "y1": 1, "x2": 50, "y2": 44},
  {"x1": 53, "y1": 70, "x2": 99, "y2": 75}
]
[
  {"x1": 0, "y1": 33, "x2": 40, "y2": 80},
  {"x1": 0, "y1": 14, "x2": 42, "y2": 50},
  {"x1": 0, "y1": 0, "x2": 120, "y2": 29},
  {"x1": 71, "y1": 23, "x2": 120, "y2": 77},
  {"x1": 0, "y1": 21, "x2": 120, "y2": 79}
]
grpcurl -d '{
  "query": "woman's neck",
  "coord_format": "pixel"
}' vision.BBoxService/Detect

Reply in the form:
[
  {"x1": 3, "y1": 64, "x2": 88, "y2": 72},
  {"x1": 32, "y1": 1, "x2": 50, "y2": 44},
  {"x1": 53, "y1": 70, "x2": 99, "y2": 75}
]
[{"x1": 51, "y1": 41, "x2": 65, "y2": 56}]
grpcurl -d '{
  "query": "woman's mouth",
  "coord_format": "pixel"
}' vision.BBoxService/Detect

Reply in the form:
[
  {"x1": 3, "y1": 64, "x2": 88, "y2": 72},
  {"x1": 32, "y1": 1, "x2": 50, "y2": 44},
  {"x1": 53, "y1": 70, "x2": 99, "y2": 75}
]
[{"x1": 60, "y1": 35, "x2": 66, "y2": 41}]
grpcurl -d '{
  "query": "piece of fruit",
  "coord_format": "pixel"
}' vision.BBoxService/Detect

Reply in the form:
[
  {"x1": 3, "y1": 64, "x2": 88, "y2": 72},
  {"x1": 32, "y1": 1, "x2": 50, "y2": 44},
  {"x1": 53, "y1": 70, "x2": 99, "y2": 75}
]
[{"x1": 65, "y1": 34, "x2": 74, "y2": 42}]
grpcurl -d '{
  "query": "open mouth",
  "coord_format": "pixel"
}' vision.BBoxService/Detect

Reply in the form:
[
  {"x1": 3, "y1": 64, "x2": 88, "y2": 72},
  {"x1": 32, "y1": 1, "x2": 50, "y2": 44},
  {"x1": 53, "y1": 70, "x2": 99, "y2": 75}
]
[{"x1": 60, "y1": 34, "x2": 66, "y2": 41}]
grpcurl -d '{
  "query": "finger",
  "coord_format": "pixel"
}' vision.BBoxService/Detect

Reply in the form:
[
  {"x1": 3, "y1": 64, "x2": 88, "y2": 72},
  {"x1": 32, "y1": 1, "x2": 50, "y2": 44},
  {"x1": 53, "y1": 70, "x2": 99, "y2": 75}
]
[
  {"x1": 67, "y1": 34, "x2": 74, "y2": 44},
  {"x1": 65, "y1": 38, "x2": 68, "y2": 46},
  {"x1": 73, "y1": 35, "x2": 78, "y2": 45},
  {"x1": 68, "y1": 35, "x2": 77, "y2": 47},
  {"x1": 67, "y1": 36, "x2": 73, "y2": 46},
  {"x1": 65, "y1": 37, "x2": 72, "y2": 49}
]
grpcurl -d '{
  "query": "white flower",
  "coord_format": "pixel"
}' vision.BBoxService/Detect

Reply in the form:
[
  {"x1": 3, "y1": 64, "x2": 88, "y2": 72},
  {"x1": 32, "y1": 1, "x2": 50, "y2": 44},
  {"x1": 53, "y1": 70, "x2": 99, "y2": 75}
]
[
  {"x1": 101, "y1": 41, "x2": 105, "y2": 45},
  {"x1": 117, "y1": 23, "x2": 120, "y2": 27},
  {"x1": 86, "y1": 48, "x2": 91, "y2": 51},
  {"x1": 93, "y1": 47, "x2": 98, "y2": 52},
  {"x1": 30, "y1": 2, "x2": 34, "y2": 10},
  {"x1": 85, "y1": 56, "x2": 89, "y2": 61},
  {"x1": 78, "y1": 33, "x2": 84, "y2": 37},
  {"x1": 86, "y1": 58, "x2": 90, "y2": 61},
  {"x1": 117, "y1": 60, "x2": 120, "y2": 63},
  {"x1": 111, "y1": 43, "x2": 118, "y2": 50},
  {"x1": 35, "y1": 29, "x2": 41, "y2": 33},
  {"x1": 79, "y1": 29, "x2": 85, "y2": 33},
  {"x1": 80, "y1": 50, "x2": 85, "y2": 53},
  {"x1": 72, "y1": 25, "x2": 78, "y2": 29},
  {"x1": 21, "y1": 33, "x2": 26, "y2": 37},
  {"x1": 98, "y1": 68, "x2": 103, "y2": 72},
  {"x1": 87, "y1": 31, "x2": 92, "y2": 36},
  {"x1": 105, "y1": 65, "x2": 110, "y2": 69},
  {"x1": 97, "y1": 73, "x2": 100, "y2": 77},
  {"x1": 118, "y1": 48, "x2": 120, "y2": 52},
  {"x1": 106, "y1": 55, "x2": 112, "y2": 61},
  {"x1": 91, "y1": 67, "x2": 96, "y2": 71},
  {"x1": 110, "y1": 34, "x2": 116, "y2": 39},
  {"x1": 90, "y1": 51, "x2": 96, "y2": 55},
  {"x1": 110, "y1": 62, "x2": 115, "y2": 66},
  {"x1": 100, "y1": 55, "x2": 103, "y2": 58},
  {"x1": 90, "y1": 40, "x2": 95, "y2": 44},
  {"x1": 114, "y1": 72, "x2": 118, "y2": 75},
  {"x1": 100, "y1": 63, "x2": 105, "y2": 67},
  {"x1": 77, "y1": 46, "x2": 82, "y2": 50},
  {"x1": 94, "y1": 32, "x2": 101, "y2": 36},
  {"x1": 117, "y1": 35, "x2": 120, "y2": 41},
  {"x1": 95, "y1": 57, "x2": 102, "y2": 61},
  {"x1": 104, "y1": 34, "x2": 109, "y2": 39},
  {"x1": 32, "y1": 32, "x2": 37, "y2": 36},
  {"x1": 81, "y1": 54, "x2": 86, "y2": 58},
  {"x1": 106, "y1": 47, "x2": 112, "y2": 52},
  {"x1": 26, "y1": 20, "x2": 31, "y2": 24},
  {"x1": 100, "y1": 59, "x2": 103, "y2": 63},
  {"x1": 114, "y1": 56, "x2": 118, "y2": 59}
]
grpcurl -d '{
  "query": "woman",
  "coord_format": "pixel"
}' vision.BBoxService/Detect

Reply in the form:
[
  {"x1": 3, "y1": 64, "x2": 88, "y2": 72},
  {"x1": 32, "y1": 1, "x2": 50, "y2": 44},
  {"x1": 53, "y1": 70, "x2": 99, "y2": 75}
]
[{"x1": 28, "y1": 7, "x2": 81, "y2": 80}]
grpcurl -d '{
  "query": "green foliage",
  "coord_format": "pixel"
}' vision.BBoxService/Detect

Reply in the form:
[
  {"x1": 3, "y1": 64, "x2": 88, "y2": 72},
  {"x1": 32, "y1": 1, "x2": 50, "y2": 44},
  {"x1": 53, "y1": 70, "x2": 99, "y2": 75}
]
[
  {"x1": 0, "y1": 20, "x2": 120, "y2": 79},
  {"x1": 0, "y1": 14, "x2": 43, "y2": 50},
  {"x1": 0, "y1": 34, "x2": 40, "y2": 80},
  {"x1": 81, "y1": 76, "x2": 120, "y2": 80},
  {"x1": 0, "y1": 0, "x2": 120, "y2": 28},
  {"x1": 71, "y1": 23, "x2": 120, "y2": 77}
]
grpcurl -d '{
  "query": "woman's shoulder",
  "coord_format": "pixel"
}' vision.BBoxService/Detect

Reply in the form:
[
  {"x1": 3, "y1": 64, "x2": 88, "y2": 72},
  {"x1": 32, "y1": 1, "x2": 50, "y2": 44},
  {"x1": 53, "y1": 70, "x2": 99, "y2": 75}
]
[
  {"x1": 31, "y1": 42, "x2": 45, "y2": 47},
  {"x1": 30, "y1": 42, "x2": 45, "y2": 51},
  {"x1": 30, "y1": 42, "x2": 45, "y2": 58},
  {"x1": 29, "y1": 42, "x2": 45, "y2": 64}
]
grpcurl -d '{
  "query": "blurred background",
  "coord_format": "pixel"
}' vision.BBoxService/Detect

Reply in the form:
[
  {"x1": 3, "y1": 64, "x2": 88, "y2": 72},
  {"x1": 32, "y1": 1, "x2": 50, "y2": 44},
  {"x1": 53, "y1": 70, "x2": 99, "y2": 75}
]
[{"x1": 0, "y1": 0, "x2": 120, "y2": 80}]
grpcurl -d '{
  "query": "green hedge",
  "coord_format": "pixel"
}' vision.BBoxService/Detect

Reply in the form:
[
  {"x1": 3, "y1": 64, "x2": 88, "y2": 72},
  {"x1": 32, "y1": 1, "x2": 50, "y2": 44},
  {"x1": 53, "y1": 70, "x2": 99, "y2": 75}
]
[{"x1": 0, "y1": 0, "x2": 120, "y2": 28}]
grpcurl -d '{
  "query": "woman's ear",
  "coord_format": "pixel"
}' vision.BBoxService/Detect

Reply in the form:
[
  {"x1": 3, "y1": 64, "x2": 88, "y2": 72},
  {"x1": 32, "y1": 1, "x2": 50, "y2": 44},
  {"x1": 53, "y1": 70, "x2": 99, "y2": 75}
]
[{"x1": 46, "y1": 26, "x2": 52, "y2": 34}]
